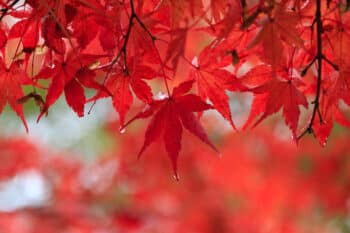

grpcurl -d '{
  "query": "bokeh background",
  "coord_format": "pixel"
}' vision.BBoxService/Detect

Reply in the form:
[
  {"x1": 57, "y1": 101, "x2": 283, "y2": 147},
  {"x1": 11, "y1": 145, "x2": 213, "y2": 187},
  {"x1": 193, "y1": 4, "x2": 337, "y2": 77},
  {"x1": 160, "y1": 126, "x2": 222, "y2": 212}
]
[{"x1": 0, "y1": 96, "x2": 350, "y2": 233}]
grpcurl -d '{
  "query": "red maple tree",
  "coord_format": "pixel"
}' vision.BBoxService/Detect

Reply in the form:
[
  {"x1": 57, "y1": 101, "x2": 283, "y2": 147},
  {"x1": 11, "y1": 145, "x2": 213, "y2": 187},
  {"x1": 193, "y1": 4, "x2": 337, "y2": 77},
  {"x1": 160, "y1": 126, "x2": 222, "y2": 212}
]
[{"x1": 1, "y1": 0, "x2": 350, "y2": 177}]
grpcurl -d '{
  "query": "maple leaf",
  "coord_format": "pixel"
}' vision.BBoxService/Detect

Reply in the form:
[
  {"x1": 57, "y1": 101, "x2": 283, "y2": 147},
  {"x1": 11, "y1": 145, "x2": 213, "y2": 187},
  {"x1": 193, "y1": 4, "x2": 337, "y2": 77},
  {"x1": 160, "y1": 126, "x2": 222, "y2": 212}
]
[
  {"x1": 312, "y1": 103, "x2": 350, "y2": 147},
  {"x1": 8, "y1": 16, "x2": 40, "y2": 52},
  {"x1": 42, "y1": 17, "x2": 66, "y2": 54},
  {"x1": 326, "y1": 69, "x2": 350, "y2": 111},
  {"x1": 247, "y1": 3, "x2": 304, "y2": 69},
  {"x1": 0, "y1": 60, "x2": 29, "y2": 132},
  {"x1": 70, "y1": 9, "x2": 99, "y2": 49},
  {"x1": 304, "y1": 13, "x2": 350, "y2": 144},
  {"x1": 239, "y1": 64, "x2": 273, "y2": 87},
  {"x1": 123, "y1": 80, "x2": 218, "y2": 179},
  {"x1": 325, "y1": 12, "x2": 350, "y2": 69},
  {"x1": 305, "y1": 12, "x2": 350, "y2": 145},
  {"x1": 311, "y1": 70, "x2": 350, "y2": 146},
  {"x1": 36, "y1": 56, "x2": 79, "y2": 120},
  {"x1": 325, "y1": 15, "x2": 350, "y2": 109},
  {"x1": 95, "y1": 0, "x2": 123, "y2": 52},
  {"x1": 91, "y1": 58, "x2": 155, "y2": 127},
  {"x1": 243, "y1": 66, "x2": 308, "y2": 141},
  {"x1": 164, "y1": 28, "x2": 188, "y2": 71},
  {"x1": 36, "y1": 53, "x2": 103, "y2": 120},
  {"x1": 189, "y1": 44, "x2": 245, "y2": 130},
  {"x1": 1, "y1": 0, "x2": 350, "y2": 169},
  {"x1": 207, "y1": 0, "x2": 241, "y2": 39}
]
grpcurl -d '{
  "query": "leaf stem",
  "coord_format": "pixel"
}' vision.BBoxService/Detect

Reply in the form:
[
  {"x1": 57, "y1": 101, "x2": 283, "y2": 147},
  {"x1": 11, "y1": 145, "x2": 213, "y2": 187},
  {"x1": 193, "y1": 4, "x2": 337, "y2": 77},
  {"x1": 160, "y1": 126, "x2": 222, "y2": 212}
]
[{"x1": 91, "y1": 0, "x2": 171, "y2": 114}]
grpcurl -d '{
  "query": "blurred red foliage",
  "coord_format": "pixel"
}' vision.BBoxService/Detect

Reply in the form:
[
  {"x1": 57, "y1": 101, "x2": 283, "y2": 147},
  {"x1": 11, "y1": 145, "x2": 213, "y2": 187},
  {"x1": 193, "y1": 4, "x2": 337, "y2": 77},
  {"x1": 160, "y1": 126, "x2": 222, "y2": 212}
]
[{"x1": 0, "y1": 126, "x2": 349, "y2": 233}]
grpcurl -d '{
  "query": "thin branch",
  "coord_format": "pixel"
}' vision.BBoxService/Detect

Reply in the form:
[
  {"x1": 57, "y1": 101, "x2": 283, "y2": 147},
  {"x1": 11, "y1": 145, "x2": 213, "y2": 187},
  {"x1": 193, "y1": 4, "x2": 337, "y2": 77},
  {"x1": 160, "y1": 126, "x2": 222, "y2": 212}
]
[
  {"x1": 134, "y1": 15, "x2": 156, "y2": 41},
  {"x1": 0, "y1": 0, "x2": 20, "y2": 21},
  {"x1": 300, "y1": 56, "x2": 316, "y2": 76},
  {"x1": 90, "y1": 0, "x2": 171, "y2": 114},
  {"x1": 114, "y1": 0, "x2": 170, "y2": 95},
  {"x1": 298, "y1": 0, "x2": 324, "y2": 141},
  {"x1": 322, "y1": 55, "x2": 339, "y2": 70}
]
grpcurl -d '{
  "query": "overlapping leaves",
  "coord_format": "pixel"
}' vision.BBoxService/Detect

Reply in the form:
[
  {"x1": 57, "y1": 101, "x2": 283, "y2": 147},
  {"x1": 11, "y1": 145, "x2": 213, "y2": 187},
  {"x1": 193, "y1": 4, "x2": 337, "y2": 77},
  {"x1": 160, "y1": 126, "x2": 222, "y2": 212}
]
[{"x1": 0, "y1": 0, "x2": 349, "y2": 176}]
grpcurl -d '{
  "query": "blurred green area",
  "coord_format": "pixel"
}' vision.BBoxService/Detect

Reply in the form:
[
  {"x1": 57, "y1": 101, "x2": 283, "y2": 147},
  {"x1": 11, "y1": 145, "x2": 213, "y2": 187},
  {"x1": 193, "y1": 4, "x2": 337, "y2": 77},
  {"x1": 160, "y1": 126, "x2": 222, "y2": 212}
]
[{"x1": 0, "y1": 91, "x2": 116, "y2": 161}]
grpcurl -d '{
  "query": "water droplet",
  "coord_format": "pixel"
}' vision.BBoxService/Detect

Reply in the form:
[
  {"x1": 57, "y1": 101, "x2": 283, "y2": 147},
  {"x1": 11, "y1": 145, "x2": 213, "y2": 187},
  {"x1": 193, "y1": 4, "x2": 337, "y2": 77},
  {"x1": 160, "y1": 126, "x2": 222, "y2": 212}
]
[
  {"x1": 155, "y1": 92, "x2": 168, "y2": 100},
  {"x1": 191, "y1": 56, "x2": 199, "y2": 67},
  {"x1": 291, "y1": 135, "x2": 299, "y2": 145},
  {"x1": 119, "y1": 127, "x2": 126, "y2": 134},
  {"x1": 173, "y1": 174, "x2": 180, "y2": 181}
]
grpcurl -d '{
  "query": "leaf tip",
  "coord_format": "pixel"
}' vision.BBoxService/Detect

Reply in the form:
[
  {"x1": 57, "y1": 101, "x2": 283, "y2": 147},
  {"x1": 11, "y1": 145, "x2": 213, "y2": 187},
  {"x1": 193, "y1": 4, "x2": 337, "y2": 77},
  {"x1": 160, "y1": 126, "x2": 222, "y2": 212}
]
[
  {"x1": 172, "y1": 173, "x2": 180, "y2": 182},
  {"x1": 119, "y1": 126, "x2": 126, "y2": 134}
]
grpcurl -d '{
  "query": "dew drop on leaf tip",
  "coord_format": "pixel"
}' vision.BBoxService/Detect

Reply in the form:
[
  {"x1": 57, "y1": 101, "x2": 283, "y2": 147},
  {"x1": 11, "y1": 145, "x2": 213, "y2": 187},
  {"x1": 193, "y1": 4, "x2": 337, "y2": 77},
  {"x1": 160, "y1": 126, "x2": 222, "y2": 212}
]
[
  {"x1": 119, "y1": 127, "x2": 126, "y2": 134},
  {"x1": 191, "y1": 56, "x2": 199, "y2": 67},
  {"x1": 291, "y1": 135, "x2": 298, "y2": 145},
  {"x1": 173, "y1": 174, "x2": 180, "y2": 181}
]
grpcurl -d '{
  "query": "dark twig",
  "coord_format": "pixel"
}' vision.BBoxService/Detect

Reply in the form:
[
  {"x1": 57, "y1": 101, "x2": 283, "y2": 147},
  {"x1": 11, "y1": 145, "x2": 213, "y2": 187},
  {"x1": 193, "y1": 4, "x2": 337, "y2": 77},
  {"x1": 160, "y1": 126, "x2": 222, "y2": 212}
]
[
  {"x1": 106, "y1": 0, "x2": 169, "y2": 95},
  {"x1": 322, "y1": 55, "x2": 339, "y2": 70},
  {"x1": 0, "y1": 0, "x2": 20, "y2": 21},
  {"x1": 300, "y1": 57, "x2": 316, "y2": 76},
  {"x1": 89, "y1": 0, "x2": 170, "y2": 114},
  {"x1": 298, "y1": 0, "x2": 324, "y2": 141}
]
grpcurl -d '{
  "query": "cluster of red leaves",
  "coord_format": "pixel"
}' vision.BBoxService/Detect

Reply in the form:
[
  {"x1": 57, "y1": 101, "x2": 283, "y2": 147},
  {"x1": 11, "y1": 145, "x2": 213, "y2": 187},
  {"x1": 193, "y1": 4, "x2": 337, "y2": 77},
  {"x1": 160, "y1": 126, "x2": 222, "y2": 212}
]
[
  {"x1": 1, "y1": 0, "x2": 350, "y2": 174},
  {"x1": 1, "y1": 128, "x2": 350, "y2": 232}
]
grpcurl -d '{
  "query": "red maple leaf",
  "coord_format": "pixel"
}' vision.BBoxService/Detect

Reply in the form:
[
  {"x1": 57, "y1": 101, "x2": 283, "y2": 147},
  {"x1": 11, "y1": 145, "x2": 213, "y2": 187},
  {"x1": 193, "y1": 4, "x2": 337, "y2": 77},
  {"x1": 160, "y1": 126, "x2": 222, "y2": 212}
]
[
  {"x1": 312, "y1": 103, "x2": 350, "y2": 147},
  {"x1": 247, "y1": 2, "x2": 304, "y2": 69},
  {"x1": 0, "y1": 60, "x2": 29, "y2": 132},
  {"x1": 164, "y1": 27, "x2": 188, "y2": 71},
  {"x1": 189, "y1": 44, "x2": 245, "y2": 130},
  {"x1": 123, "y1": 80, "x2": 218, "y2": 179},
  {"x1": 207, "y1": 0, "x2": 241, "y2": 39},
  {"x1": 311, "y1": 70, "x2": 350, "y2": 146},
  {"x1": 36, "y1": 53, "x2": 103, "y2": 120},
  {"x1": 70, "y1": 8, "x2": 99, "y2": 49},
  {"x1": 90, "y1": 57, "x2": 155, "y2": 127},
  {"x1": 8, "y1": 16, "x2": 40, "y2": 52},
  {"x1": 243, "y1": 65, "x2": 308, "y2": 141},
  {"x1": 42, "y1": 17, "x2": 66, "y2": 54}
]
